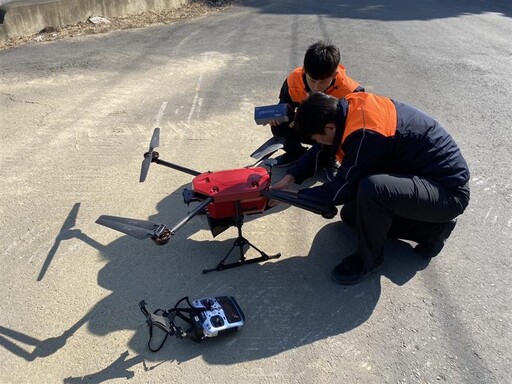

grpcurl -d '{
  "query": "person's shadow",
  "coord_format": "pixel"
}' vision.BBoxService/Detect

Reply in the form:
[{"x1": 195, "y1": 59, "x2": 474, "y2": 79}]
[
  {"x1": 0, "y1": 176, "x2": 430, "y2": 383},
  {"x1": 129, "y1": 219, "x2": 431, "y2": 367}
]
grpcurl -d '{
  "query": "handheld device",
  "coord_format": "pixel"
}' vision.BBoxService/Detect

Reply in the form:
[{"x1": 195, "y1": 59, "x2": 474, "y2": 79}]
[
  {"x1": 139, "y1": 296, "x2": 245, "y2": 350},
  {"x1": 254, "y1": 103, "x2": 290, "y2": 125}
]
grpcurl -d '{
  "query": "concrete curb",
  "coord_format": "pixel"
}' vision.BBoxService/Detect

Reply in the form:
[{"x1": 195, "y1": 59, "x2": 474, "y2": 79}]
[{"x1": 0, "y1": 0, "x2": 191, "y2": 42}]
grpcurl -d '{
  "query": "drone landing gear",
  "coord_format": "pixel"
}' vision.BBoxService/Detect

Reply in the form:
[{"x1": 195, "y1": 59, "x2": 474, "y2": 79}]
[
  {"x1": 202, "y1": 202, "x2": 281, "y2": 274},
  {"x1": 202, "y1": 232, "x2": 281, "y2": 274}
]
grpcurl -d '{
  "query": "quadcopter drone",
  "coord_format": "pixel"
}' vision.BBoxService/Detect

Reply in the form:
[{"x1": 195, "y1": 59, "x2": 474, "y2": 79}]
[{"x1": 96, "y1": 128, "x2": 337, "y2": 274}]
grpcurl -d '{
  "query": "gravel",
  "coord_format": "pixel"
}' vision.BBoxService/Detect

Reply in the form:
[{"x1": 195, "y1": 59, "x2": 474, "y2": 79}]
[{"x1": 0, "y1": 0, "x2": 238, "y2": 50}]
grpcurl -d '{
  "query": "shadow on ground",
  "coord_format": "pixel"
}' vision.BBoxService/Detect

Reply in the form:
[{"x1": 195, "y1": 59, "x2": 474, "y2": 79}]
[
  {"x1": 0, "y1": 176, "x2": 432, "y2": 382},
  {"x1": 244, "y1": 0, "x2": 511, "y2": 20}
]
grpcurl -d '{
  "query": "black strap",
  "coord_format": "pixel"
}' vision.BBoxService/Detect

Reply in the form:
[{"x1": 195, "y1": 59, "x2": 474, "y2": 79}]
[
  {"x1": 142, "y1": 297, "x2": 206, "y2": 351},
  {"x1": 146, "y1": 309, "x2": 172, "y2": 352}
]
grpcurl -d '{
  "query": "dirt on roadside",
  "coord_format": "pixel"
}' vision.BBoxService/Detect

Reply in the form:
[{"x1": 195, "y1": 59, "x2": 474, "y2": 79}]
[{"x1": 0, "y1": 0, "x2": 239, "y2": 50}]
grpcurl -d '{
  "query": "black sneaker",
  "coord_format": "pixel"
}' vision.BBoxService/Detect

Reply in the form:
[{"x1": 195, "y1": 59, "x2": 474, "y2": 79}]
[
  {"x1": 330, "y1": 253, "x2": 384, "y2": 285},
  {"x1": 274, "y1": 152, "x2": 303, "y2": 168},
  {"x1": 415, "y1": 219, "x2": 457, "y2": 258}
]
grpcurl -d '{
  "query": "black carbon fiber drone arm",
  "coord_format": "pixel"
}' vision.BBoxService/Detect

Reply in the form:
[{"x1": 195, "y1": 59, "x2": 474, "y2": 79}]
[{"x1": 262, "y1": 189, "x2": 338, "y2": 219}]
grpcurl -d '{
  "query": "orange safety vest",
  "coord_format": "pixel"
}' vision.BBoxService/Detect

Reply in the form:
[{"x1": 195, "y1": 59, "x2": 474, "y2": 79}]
[
  {"x1": 335, "y1": 93, "x2": 397, "y2": 164},
  {"x1": 287, "y1": 65, "x2": 360, "y2": 103}
]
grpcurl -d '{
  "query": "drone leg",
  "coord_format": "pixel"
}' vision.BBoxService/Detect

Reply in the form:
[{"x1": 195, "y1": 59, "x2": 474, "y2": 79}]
[{"x1": 202, "y1": 201, "x2": 281, "y2": 274}]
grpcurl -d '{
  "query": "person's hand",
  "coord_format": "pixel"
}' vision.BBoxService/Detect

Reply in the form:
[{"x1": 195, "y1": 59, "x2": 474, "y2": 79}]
[
  {"x1": 267, "y1": 174, "x2": 295, "y2": 207},
  {"x1": 271, "y1": 174, "x2": 294, "y2": 190},
  {"x1": 263, "y1": 119, "x2": 280, "y2": 127}
]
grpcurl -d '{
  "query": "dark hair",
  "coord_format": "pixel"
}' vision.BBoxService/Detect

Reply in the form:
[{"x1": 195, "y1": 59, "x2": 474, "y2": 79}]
[
  {"x1": 293, "y1": 92, "x2": 339, "y2": 140},
  {"x1": 303, "y1": 41, "x2": 341, "y2": 80}
]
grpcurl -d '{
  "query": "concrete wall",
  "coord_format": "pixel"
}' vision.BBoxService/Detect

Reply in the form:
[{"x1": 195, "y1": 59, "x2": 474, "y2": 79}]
[{"x1": 0, "y1": 0, "x2": 190, "y2": 42}]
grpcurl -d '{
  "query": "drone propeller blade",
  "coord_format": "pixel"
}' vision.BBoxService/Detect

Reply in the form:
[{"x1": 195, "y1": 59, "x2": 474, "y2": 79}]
[
  {"x1": 139, "y1": 128, "x2": 160, "y2": 183},
  {"x1": 250, "y1": 137, "x2": 285, "y2": 160},
  {"x1": 97, "y1": 215, "x2": 161, "y2": 230},
  {"x1": 96, "y1": 215, "x2": 161, "y2": 240},
  {"x1": 139, "y1": 156, "x2": 152, "y2": 183},
  {"x1": 149, "y1": 127, "x2": 160, "y2": 152}
]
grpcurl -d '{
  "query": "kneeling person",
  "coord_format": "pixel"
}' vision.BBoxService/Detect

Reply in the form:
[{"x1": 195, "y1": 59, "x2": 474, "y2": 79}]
[
  {"x1": 272, "y1": 92, "x2": 470, "y2": 285},
  {"x1": 268, "y1": 41, "x2": 363, "y2": 178}
]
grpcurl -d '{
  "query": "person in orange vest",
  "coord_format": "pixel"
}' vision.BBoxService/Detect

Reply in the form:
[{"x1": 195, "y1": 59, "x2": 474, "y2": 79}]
[
  {"x1": 267, "y1": 41, "x2": 364, "y2": 180},
  {"x1": 271, "y1": 92, "x2": 470, "y2": 285}
]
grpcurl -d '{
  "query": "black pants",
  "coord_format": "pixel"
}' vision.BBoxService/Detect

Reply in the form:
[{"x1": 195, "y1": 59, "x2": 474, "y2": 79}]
[{"x1": 340, "y1": 174, "x2": 470, "y2": 270}]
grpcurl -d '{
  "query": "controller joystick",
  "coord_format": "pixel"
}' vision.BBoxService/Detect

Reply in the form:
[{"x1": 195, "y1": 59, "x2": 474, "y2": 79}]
[
  {"x1": 201, "y1": 298, "x2": 215, "y2": 309},
  {"x1": 210, "y1": 315, "x2": 224, "y2": 328}
]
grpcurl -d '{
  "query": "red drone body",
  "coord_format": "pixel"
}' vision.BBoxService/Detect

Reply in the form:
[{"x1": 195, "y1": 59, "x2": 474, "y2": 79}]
[{"x1": 193, "y1": 167, "x2": 270, "y2": 219}]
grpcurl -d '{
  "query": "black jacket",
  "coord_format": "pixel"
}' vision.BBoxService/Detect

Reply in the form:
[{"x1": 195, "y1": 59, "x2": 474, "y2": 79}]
[{"x1": 289, "y1": 98, "x2": 470, "y2": 205}]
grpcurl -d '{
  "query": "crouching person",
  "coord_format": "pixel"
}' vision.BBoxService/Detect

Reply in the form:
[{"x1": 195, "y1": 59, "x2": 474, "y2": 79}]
[{"x1": 271, "y1": 92, "x2": 470, "y2": 285}]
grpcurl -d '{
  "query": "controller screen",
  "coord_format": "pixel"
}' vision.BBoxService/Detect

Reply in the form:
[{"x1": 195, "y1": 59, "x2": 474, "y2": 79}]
[{"x1": 216, "y1": 297, "x2": 241, "y2": 323}]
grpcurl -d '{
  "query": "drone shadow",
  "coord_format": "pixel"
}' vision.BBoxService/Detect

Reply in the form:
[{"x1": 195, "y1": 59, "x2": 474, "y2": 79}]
[
  {"x1": 1, "y1": 180, "x2": 430, "y2": 383},
  {"x1": 34, "y1": 166, "x2": 320, "y2": 282}
]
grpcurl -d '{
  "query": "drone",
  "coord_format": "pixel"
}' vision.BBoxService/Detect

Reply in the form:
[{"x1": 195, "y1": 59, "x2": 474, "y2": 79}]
[{"x1": 96, "y1": 128, "x2": 337, "y2": 274}]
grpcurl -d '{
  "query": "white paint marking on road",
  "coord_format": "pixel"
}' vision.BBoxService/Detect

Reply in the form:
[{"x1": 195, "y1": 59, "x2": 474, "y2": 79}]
[
  {"x1": 483, "y1": 207, "x2": 493, "y2": 225},
  {"x1": 155, "y1": 101, "x2": 168, "y2": 127},
  {"x1": 187, "y1": 73, "x2": 203, "y2": 123},
  {"x1": 170, "y1": 125, "x2": 182, "y2": 138},
  {"x1": 197, "y1": 97, "x2": 203, "y2": 117}
]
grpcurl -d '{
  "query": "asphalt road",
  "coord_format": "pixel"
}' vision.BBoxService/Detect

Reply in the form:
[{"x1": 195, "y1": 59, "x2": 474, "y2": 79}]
[{"x1": 1, "y1": 0, "x2": 511, "y2": 383}]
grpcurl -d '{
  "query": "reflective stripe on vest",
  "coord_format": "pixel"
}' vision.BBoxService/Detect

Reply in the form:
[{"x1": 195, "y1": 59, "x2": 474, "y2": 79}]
[
  {"x1": 287, "y1": 65, "x2": 360, "y2": 103},
  {"x1": 335, "y1": 93, "x2": 397, "y2": 164}
]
